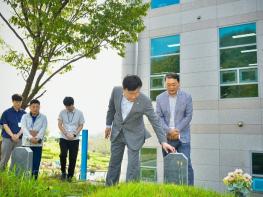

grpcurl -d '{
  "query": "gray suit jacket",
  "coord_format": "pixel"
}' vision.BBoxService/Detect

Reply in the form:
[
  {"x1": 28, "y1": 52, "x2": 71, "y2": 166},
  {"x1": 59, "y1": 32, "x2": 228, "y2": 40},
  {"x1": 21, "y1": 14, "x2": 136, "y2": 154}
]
[
  {"x1": 106, "y1": 86, "x2": 167, "y2": 150},
  {"x1": 156, "y1": 90, "x2": 193, "y2": 143}
]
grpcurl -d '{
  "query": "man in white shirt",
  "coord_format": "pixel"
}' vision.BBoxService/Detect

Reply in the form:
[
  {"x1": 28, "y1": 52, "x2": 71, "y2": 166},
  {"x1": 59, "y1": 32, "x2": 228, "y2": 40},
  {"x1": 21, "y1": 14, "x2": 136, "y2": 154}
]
[
  {"x1": 58, "y1": 97, "x2": 85, "y2": 181},
  {"x1": 156, "y1": 73, "x2": 194, "y2": 185},
  {"x1": 21, "y1": 99, "x2": 47, "y2": 179}
]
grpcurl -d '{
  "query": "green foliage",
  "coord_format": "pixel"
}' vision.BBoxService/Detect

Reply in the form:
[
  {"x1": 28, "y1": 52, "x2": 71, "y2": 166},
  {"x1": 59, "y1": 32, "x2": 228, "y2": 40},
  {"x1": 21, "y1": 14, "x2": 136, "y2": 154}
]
[
  {"x1": 40, "y1": 138, "x2": 109, "y2": 176},
  {"x1": 0, "y1": 0, "x2": 149, "y2": 108},
  {"x1": 151, "y1": 55, "x2": 180, "y2": 74}
]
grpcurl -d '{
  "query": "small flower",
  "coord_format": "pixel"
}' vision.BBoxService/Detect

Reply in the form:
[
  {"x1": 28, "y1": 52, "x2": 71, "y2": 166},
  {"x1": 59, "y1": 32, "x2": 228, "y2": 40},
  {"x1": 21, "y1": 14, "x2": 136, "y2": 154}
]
[
  {"x1": 228, "y1": 172, "x2": 235, "y2": 177},
  {"x1": 244, "y1": 173, "x2": 251, "y2": 180},
  {"x1": 223, "y1": 176, "x2": 229, "y2": 184},
  {"x1": 228, "y1": 176, "x2": 234, "y2": 182},
  {"x1": 223, "y1": 169, "x2": 252, "y2": 196},
  {"x1": 234, "y1": 168, "x2": 243, "y2": 175}
]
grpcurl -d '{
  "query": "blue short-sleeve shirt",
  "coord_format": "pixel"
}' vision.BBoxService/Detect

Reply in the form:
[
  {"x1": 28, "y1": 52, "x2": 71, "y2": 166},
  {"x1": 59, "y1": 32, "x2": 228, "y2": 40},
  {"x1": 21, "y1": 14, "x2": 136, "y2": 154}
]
[{"x1": 1, "y1": 107, "x2": 26, "y2": 138}]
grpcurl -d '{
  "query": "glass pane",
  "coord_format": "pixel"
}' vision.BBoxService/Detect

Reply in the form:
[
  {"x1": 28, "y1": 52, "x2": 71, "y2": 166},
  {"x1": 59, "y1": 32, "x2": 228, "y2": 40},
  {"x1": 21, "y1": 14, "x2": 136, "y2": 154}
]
[
  {"x1": 151, "y1": 55, "x2": 180, "y2": 75},
  {"x1": 219, "y1": 23, "x2": 256, "y2": 47},
  {"x1": 151, "y1": 35, "x2": 180, "y2": 56},
  {"x1": 151, "y1": 0, "x2": 180, "y2": 9},
  {"x1": 220, "y1": 70, "x2": 237, "y2": 84},
  {"x1": 220, "y1": 45, "x2": 257, "y2": 69},
  {"x1": 150, "y1": 89, "x2": 165, "y2": 101},
  {"x1": 220, "y1": 84, "x2": 258, "y2": 98},
  {"x1": 252, "y1": 152, "x2": 263, "y2": 175},
  {"x1": 141, "y1": 148, "x2": 157, "y2": 167},
  {"x1": 151, "y1": 76, "x2": 164, "y2": 89},
  {"x1": 239, "y1": 68, "x2": 258, "y2": 83},
  {"x1": 140, "y1": 167, "x2": 156, "y2": 182}
]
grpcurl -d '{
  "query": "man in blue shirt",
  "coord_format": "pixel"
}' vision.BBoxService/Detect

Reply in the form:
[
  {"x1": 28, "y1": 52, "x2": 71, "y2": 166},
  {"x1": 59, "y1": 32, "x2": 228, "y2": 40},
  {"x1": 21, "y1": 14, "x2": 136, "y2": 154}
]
[{"x1": 0, "y1": 94, "x2": 26, "y2": 170}]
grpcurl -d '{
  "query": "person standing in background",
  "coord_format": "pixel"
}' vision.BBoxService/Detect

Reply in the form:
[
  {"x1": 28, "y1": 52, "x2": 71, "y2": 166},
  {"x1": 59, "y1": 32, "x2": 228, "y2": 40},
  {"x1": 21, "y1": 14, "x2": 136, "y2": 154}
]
[
  {"x1": 21, "y1": 99, "x2": 47, "y2": 179},
  {"x1": 58, "y1": 97, "x2": 85, "y2": 181},
  {"x1": 0, "y1": 94, "x2": 25, "y2": 170},
  {"x1": 156, "y1": 73, "x2": 194, "y2": 185}
]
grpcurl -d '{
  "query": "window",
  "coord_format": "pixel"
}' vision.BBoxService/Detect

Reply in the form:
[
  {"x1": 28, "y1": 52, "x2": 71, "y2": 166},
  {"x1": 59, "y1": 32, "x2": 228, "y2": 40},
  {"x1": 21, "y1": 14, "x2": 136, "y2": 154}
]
[
  {"x1": 251, "y1": 152, "x2": 263, "y2": 177},
  {"x1": 150, "y1": 35, "x2": 180, "y2": 100},
  {"x1": 151, "y1": 0, "x2": 180, "y2": 9},
  {"x1": 219, "y1": 23, "x2": 258, "y2": 98},
  {"x1": 140, "y1": 148, "x2": 157, "y2": 182}
]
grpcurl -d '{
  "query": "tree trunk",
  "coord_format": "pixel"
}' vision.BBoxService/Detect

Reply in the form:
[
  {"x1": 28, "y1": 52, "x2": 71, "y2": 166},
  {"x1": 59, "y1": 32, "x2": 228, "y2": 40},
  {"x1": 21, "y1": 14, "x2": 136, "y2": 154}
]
[{"x1": 21, "y1": 52, "x2": 41, "y2": 109}]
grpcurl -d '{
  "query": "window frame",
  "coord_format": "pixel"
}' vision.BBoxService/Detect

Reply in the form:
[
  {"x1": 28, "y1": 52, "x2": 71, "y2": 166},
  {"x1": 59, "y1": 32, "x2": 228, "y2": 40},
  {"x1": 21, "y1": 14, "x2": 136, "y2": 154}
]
[
  {"x1": 150, "y1": 34, "x2": 180, "y2": 101},
  {"x1": 151, "y1": 0, "x2": 180, "y2": 9},
  {"x1": 218, "y1": 22, "x2": 259, "y2": 99},
  {"x1": 140, "y1": 147, "x2": 157, "y2": 182}
]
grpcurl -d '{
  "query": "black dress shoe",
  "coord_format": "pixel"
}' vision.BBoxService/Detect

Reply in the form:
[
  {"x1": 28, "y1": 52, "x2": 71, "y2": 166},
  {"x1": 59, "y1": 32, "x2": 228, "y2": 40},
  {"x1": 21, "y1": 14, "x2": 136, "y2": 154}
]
[
  {"x1": 67, "y1": 176, "x2": 73, "y2": 182},
  {"x1": 61, "y1": 173, "x2": 67, "y2": 181}
]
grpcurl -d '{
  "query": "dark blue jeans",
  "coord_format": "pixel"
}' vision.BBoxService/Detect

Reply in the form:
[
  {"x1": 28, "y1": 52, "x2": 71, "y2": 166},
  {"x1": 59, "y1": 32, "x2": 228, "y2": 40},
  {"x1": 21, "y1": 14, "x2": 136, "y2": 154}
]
[
  {"x1": 30, "y1": 146, "x2": 42, "y2": 180},
  {"x1": 163, "y1": 141, "x2": 194, "y2": 185}
]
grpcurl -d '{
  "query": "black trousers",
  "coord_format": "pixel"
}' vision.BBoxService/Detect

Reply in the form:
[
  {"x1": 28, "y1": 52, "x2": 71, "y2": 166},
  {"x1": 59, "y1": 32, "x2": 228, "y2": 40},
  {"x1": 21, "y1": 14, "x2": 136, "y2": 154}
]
[{"x1": 59, "y1": 138, "x2": 79, "y2": 178}]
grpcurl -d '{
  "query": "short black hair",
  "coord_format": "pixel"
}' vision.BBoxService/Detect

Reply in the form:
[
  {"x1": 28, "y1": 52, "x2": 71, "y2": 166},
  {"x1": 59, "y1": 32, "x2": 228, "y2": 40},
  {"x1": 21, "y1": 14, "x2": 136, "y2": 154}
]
[
  {"x1": 30, "y1": 99, "x2": 40, "y2": 105},
  {"x1": 122, "y1": 75, "x2": 142, "y2": 91},
  {"x1": 63, "y1": 97, "x2": 74, "y2": 106},
  {"x1": 165, "y1": 73, "x2": 180, "y2": 82},
  {"x1": 12, "y1": 94, "x2": 23, "y2": 102}
]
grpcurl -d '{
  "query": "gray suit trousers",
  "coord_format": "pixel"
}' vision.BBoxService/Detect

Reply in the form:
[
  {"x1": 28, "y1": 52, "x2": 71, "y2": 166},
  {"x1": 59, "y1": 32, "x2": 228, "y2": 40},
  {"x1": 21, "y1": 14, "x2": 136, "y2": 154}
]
[
  {"x1": 0, "y1": 137, "x2": 22, "y2": 170},
  {"x1": 106, "y1": 131, "x2": 140, "y2": 186}
]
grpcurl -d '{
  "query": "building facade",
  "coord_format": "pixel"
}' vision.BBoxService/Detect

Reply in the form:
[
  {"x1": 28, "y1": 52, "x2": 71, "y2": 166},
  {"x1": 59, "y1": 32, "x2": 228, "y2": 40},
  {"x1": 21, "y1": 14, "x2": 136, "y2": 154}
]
[{"x1": 120, "y1": 0, "x2": 263, "y2": 192}]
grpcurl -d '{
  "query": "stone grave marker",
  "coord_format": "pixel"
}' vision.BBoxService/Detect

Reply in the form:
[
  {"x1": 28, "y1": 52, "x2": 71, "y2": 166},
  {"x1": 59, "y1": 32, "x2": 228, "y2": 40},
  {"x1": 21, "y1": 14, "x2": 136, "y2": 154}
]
[{"x1": 164, "y1": 153, "x2": 188, "y2": 185}]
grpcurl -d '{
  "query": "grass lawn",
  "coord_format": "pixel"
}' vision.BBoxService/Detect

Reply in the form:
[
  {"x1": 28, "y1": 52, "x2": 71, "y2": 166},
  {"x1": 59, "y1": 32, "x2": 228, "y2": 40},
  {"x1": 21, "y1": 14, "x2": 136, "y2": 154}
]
[
  {"x1": 40, "y1": 138, "x2": 109, "y2": 177},
  {"x1": 0, "y1": 137, "x2": 234, "y2": 196},
  {"x1": 0, "y1": 170, "x2": 233, "y2": 197}
]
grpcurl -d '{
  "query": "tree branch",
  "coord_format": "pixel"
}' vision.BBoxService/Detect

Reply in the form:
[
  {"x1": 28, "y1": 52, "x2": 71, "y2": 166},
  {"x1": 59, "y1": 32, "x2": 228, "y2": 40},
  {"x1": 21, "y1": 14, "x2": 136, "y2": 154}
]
[
  {"x1": 38, "y1": 54, "x2": 85, "y2": 90},
  {"x1": 0, "y1": 12, "x2": 33, "y2": 60},
  {"x1": 38, "y1": 41, "x2": 106, "y2": 90},
  {"x1": 9, "y1": 1, "x2": 35, "y2": 38},
  {"x1": 50, "y1": 54, "x2": 82, "y2": 63},
  {"x1": 33, "y1": 90, "x2": 47, "y2": 100},
  {"x1": 31, "y1": 45, "x2": 57, "y2": 94},
  {"x1": 53, "y1": 0, "x2": 69, "y2": 19},
  {"x1": 20, "y1": 70, "x2": 28, "y2": 82}
]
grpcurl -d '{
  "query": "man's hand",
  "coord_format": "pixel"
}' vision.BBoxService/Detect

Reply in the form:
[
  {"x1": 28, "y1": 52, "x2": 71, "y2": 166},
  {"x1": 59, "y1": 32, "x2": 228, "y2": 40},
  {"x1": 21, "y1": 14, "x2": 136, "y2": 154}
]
[
  {"x1": 30, "y1": 137, "x2": 38, "y2": 144},
  {"x1": 105, "y1": 128, "x2": 111, "y2": 139},
  {"x1": 30, "y1": 130, "x2": 38, "y2": 137},
  {"x1": 167, "y1": 129, "x2": 180, "y2": 140},
  {"x1": 65, "y1": 132, "x2": 74, "y2": 141},
  {"x1": 162, "y1": 142, "x2": 175, "y2": 153},
  {"x1": 11, "y1": 134, "x2": 19, "y2": 142},
  {"x1": 11, "y1": 134, "x2": 15, "y2": 141}
]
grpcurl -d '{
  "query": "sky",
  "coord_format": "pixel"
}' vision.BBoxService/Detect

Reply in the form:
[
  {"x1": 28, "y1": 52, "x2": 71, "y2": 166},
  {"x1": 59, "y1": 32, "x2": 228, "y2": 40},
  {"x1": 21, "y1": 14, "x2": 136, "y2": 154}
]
[{"x1": 0, "y1": 2, "x2": 123, "y2": 137}]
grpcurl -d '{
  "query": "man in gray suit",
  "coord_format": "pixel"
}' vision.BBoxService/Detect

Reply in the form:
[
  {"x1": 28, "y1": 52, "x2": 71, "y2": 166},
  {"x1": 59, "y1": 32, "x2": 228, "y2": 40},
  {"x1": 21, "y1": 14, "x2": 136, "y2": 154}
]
[
  {"x1": 105, "y1": 75, "x2": 175, "y2": 186},
  {"x1": 156, "y1": 73, "x2": 194, "y2": 185}
]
